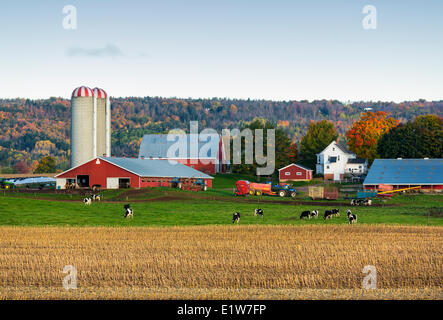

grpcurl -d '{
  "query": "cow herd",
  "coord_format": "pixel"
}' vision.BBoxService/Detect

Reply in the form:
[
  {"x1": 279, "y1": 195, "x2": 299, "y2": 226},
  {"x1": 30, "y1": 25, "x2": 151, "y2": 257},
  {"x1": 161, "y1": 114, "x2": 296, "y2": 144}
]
[
  {"x1": 234, "y1": 207, "x2": 358, "y2": 224},
  {"x1": 82, "y1": 195, "x2": 361, "y2": 224},
  {"x1": 300, "y1": 208, "x2": 357, "y2": 224},
  {"x1": 83, "y1": 194, "x2": 101, "y2": 205}
]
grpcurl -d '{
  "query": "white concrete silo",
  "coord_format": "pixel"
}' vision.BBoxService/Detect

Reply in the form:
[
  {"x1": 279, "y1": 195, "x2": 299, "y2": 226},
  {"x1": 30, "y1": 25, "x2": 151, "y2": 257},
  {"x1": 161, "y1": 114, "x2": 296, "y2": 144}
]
[
  {"x1": 93, "y1": 88, "x2": 108, "y2": 157},
  {"x1": 71, "y1": 86, "x2": 95, "y2": 167}
]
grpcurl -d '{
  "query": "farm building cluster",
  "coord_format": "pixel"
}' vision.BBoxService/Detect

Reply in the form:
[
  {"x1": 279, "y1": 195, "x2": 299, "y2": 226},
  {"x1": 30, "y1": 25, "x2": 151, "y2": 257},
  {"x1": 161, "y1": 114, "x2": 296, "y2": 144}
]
[
  {"x1": 38, "y1": 86, "x2": 443, "y2": 192},
  {"x1": 55, "y1": 86, "x2": 227, "y2": 190}
]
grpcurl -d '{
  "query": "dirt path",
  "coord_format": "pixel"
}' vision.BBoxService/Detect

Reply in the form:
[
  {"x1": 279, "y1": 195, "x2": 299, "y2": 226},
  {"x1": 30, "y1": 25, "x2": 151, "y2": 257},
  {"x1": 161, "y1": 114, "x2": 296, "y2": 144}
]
[{"x1": 3, "y1": 191, "x2": 396, "y2": 207}]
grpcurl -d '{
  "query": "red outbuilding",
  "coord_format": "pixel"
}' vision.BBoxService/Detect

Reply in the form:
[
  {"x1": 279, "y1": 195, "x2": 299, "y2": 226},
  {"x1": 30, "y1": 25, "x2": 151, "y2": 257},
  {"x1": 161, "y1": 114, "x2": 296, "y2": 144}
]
[
  {"x1": 55, "y1": 157, "x2": 213, "y2": 189},
  {"x1": 278, "y1": 164, "x2": 313, "y2": 182}
]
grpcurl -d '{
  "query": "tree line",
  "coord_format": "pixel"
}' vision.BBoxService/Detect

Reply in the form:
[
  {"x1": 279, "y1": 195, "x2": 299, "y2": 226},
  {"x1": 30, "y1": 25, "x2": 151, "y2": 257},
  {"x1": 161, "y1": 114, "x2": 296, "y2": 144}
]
[{"x1": 0, "y1": 96, "x2": 441, "y2": 174}]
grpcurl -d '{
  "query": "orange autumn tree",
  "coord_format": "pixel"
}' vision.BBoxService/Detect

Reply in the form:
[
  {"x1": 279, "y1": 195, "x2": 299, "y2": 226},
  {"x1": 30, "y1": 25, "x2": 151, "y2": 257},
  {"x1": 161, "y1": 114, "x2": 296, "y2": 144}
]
[{"x1": 346, "y1": 111, "x2": 398, "y2": 163}]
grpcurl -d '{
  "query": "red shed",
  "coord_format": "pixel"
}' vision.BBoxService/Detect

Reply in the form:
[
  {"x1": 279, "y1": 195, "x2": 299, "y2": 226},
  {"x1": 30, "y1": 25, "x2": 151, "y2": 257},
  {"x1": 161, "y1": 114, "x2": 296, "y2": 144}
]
[
  {"x1": 55, "y1": 157, "x2": 213, "y2": 189},
  {"x1": 279, "y1": 164, "x2": 313, "y2": 182}
]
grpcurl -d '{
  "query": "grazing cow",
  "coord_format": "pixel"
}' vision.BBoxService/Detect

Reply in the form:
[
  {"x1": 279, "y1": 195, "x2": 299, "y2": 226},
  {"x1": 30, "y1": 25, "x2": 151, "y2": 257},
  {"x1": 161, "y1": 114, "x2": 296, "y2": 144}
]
[
  {"x1": 331, "y1": 208, "x2": 340, "y2": 217},
  {"x1": 232, "y1": 212, "x2": 241, "y2": 223},
  {"x1": 311, "y1": 210, "x2": 319, "y2": 219},
  {"x1": 254, "y1": 208, "x2": 264, "y2": 218},
  {"x1": 124, "y1": 204, "x2": 133, "y2": 219},
  {"x1": 91, "y1": 194, "x2": 101, "y2": 201},
  {"x1": 347, "y1": 210, "x2": 357, "y2": 224},
  {"x1": 364, "y1": 199, "x2": 372, "y2": 206},
  {"x1": 300, "y1": 211, "x2": 311, "y2": 219},
  {"x1": 324, "y1": 210, "x2": 333, "y2": 220},
  {"x1": 83, "y1": 197, "x2": 92, "y2": 205}
]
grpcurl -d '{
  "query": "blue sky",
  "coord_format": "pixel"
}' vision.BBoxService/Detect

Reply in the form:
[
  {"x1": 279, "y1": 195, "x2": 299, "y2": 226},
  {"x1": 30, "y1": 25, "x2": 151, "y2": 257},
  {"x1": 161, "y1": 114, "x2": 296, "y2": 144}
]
[{"x1": 0, "y1": 0, "x2": 442, "y2": 102}]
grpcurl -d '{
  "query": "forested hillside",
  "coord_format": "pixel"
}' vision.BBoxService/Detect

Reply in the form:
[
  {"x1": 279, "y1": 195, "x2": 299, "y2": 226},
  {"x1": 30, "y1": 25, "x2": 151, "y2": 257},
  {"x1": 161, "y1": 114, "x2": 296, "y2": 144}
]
[{"x1": 0, "y1": 96, "x2": 441, "y2": 172}]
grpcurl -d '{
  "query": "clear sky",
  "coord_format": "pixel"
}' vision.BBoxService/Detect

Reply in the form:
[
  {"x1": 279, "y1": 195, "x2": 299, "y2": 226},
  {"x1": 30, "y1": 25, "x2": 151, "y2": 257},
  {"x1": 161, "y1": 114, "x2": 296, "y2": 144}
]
[{"x1": 1, "y1": 0, "x2": 442, "y2": 102}]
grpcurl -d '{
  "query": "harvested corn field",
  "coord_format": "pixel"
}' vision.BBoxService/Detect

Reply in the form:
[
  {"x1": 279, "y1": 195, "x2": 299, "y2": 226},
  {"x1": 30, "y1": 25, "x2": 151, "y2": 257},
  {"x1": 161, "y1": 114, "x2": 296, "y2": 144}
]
[{"x1": 0, "y1": 225, "x2": 441, "y2": 299}]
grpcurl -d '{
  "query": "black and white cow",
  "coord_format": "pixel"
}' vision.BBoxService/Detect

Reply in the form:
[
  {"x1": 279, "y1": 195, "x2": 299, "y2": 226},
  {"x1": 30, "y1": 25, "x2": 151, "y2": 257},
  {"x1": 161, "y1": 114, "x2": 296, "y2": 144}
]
[
  {"x1": 324, "y1": 210, "x2": 333, "y2": 220},
  {"x1": 232, "y1": 212, "x2": 241, "y2": 223},
  {"x1": 310, "y1": 210, "x2": 319, "y2": 219},
  {"x1": 300, "y1": 210, "x2": 311, "y2": 219},
  {"x1": 347, "y1": 209, "x2": 357, "y2": 224},
  {"x1": 254, "y1": 208, "x2": 264, "y2": 218},
  {"x1": 83, "y1": 197, "x2": 92, "y2": 205},
  {"x1": 124, "y1": 204, "x2": 133, "y2": 219},
  {"x1": 91, "y1": 194, "x2": 101, "y2": 201},
  {"x1": 331, "y1": 208, "x2": 340, "y2": 217}
]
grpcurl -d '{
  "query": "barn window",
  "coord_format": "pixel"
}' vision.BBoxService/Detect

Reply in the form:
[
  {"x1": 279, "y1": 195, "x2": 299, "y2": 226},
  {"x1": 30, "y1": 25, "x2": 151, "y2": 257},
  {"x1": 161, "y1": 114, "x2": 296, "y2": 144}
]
[
  {"x1": 296, "y1": 172, "x2": 302, "y2": 176},
  {"x1": 285, "y1": 172, "x2": 291, "y2": 176}
]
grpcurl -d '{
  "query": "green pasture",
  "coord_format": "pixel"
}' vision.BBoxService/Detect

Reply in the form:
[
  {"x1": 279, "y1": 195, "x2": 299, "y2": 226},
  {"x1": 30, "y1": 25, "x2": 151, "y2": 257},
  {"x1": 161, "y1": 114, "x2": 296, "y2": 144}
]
[{"x1": 0, "y1": 190, "x2": 441, "y2": 227}]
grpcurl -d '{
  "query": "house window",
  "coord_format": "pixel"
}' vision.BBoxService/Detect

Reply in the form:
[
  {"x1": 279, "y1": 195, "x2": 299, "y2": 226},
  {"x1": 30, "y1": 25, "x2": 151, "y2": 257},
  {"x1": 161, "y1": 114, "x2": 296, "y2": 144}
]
[
  {"x1": 327, "y1": 165, "x2": 330, "y2": 169},
  {"x1": 296, "y1": 172, "x2": 302, "y2": 176},
  {"x1": 332, "y1": 147, "x2": 335, "y2": 151},
  {"x1": 329, "y1": 156, "x2": 337, "y2": 163},
  {"x1": 285, "y1": 172, "x2": 291, "y2": 176}
]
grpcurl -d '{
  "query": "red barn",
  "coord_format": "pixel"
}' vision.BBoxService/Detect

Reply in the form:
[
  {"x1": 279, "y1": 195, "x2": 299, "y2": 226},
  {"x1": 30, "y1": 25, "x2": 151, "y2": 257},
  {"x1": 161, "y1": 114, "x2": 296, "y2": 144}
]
[
  {"x1": 279, "y1": 164, "x2": 313, "y2": 182},
  {"x1": 55, "y1": 157, "x2": 213, "y2": 189}
]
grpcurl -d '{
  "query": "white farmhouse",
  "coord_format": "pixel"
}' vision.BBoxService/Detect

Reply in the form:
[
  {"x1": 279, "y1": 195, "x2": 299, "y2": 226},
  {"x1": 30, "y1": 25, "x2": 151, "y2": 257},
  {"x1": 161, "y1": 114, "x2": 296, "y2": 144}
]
[{"x1": 316, "y1": 141, "x2": 366, "y2": 181}]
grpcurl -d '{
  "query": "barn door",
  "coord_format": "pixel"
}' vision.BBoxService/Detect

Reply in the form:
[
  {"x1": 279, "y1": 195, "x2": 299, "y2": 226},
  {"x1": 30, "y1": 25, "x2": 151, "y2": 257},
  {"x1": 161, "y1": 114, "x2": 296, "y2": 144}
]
[{"x1": 106, "y1": 178, "x2": 119, "y2": 189}]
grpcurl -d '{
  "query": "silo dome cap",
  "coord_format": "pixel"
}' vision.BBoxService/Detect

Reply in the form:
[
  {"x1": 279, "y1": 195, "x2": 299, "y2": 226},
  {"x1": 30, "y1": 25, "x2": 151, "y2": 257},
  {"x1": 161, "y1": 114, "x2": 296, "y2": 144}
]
[
  {"x1": 93, "y1": 87, "x2": 107, "y2": 99},
  {"x1": 72, "y1": 86, "x2": 94, "y2": 97}
]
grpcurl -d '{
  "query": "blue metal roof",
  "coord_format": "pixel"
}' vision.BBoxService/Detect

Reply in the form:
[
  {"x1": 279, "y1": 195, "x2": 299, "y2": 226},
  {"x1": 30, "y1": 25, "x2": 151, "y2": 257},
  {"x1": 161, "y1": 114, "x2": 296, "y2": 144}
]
[
  {"x1": 100, "y1": 157, "x2": 213, "y2": 179},
  {"x1": 363, "y1": 159, "x2": 443, "y2": 185},
  {"x1": 138, "y1": 134, "x2": 220, "y2": 159}
]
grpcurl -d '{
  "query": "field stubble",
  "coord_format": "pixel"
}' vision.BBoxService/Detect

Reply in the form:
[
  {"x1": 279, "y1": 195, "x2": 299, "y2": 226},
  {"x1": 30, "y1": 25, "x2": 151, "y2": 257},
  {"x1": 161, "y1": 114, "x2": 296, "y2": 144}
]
[{"x1": 0, "y1": 225, "x2": 441, "y2": 299}]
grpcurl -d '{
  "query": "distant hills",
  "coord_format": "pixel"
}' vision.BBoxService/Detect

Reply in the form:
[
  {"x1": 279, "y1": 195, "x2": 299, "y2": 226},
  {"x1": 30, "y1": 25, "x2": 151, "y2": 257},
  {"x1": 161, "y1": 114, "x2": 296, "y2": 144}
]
[{"x1": 0, "y1": 97, "x2": 441, "y2": 172}]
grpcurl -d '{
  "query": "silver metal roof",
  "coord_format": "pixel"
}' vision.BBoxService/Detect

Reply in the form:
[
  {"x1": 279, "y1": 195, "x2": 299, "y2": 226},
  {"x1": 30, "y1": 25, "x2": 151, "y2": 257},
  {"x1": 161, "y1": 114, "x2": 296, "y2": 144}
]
[
  {"x1": 100, "y1": 157, "x2": 213, "y2": 179},
  {"x1": 363, "y1": 159, "x2": 443, "y2": 185},
  {"x1": 138, "y1": 134, "x2": 220, "y2": 159}
]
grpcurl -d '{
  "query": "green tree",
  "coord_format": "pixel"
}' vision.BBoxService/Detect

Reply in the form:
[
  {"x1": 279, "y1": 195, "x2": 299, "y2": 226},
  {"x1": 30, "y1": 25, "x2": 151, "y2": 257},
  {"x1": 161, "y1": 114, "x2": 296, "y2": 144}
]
[
  {"x1": 299, "y1": 120, "x2": 338, "y2": 170},
  {"x1": 34, "y1": 156, "x2": 56, "y2": 173},
  {"x1": 230, "y1": 118, "x2": 292, "y2": 178},
  {"x1": 377, "y1": 115, "x2": 443, "y2": 158}
]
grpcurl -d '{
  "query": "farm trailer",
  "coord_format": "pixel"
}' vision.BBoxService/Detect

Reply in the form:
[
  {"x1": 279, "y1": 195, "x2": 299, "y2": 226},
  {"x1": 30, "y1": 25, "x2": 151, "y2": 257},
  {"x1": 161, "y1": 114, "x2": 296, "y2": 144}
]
[
  {"x1": 308, "y1": 186, "x2": 338, "y2": 200},
  {"x1": 235, "y1": 180, "x2": 297, "y2": 198}
]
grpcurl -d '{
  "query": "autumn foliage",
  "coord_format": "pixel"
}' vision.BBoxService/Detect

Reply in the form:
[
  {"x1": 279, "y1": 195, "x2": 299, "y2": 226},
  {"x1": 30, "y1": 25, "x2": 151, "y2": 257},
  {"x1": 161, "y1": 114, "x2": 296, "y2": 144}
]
[{"x1": 346, "y1": 111, "x2": 398, "y2": 163}]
